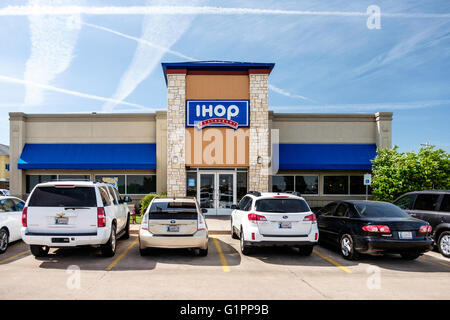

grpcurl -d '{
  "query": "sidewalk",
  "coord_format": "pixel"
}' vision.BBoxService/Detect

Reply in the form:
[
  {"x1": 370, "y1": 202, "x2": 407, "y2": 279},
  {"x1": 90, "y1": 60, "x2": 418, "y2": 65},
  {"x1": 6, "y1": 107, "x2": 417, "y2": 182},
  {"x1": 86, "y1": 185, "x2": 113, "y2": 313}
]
[{"x1": 129, "y1": 216, "x2": 231, "y2": 235}]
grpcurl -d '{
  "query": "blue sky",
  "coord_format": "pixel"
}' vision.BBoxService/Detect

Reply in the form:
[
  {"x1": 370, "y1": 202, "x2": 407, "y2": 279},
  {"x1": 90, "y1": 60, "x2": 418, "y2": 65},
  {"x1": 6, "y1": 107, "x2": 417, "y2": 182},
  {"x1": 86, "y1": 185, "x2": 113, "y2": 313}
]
[{"x1": 0, "y1": 0, "x2": 449, "y2": 152}]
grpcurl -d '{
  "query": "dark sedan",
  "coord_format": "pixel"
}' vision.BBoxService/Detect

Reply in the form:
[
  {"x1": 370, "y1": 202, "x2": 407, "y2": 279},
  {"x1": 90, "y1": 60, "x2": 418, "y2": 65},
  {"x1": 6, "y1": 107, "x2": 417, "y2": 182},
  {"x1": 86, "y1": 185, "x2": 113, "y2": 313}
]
[{"x1": 316, "y1": 200, "x2": 434, "y2": 260}]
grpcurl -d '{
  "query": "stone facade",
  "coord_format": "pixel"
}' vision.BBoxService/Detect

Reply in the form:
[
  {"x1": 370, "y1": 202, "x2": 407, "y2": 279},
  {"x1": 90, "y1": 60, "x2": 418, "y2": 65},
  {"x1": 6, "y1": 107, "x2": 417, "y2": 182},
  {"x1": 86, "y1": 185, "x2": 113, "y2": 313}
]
[
  {"x1": 248, "y1": 73, "x2": 270, "y2": 192},
  {"x1": 375, "y1": 112, "x2": 393, "y2": 149},
  {"x1": 166, "y1": 73, "x2": 187, "y2": 197}
]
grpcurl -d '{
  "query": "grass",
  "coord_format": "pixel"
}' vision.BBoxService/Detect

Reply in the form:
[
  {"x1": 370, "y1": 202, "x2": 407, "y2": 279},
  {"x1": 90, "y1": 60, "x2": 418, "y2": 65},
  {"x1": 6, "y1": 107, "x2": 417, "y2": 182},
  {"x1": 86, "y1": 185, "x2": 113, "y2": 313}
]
[{"x1": 130, "y1": 214, "x2": 143, "y2": 224}]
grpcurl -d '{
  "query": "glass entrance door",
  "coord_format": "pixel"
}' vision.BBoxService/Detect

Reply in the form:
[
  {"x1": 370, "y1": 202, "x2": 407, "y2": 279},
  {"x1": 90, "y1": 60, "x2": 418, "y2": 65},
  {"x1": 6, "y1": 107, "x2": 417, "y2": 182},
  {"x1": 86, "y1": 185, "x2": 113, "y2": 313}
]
[{"x1": 198, "y1": 171, "x2": 236, "y2": 215}]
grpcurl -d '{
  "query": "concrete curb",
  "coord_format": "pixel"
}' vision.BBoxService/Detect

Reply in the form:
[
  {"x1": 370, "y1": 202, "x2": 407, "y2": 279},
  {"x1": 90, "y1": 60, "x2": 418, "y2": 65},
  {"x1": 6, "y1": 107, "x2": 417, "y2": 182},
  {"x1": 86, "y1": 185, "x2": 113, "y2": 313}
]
[{"x1": 130, "y1": 229, "x2": 230, "y2": 235}]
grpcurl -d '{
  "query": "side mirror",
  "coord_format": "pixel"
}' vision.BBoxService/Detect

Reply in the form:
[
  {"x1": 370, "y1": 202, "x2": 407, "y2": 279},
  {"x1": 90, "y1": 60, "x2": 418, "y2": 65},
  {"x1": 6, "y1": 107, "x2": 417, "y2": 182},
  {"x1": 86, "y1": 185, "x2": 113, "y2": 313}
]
[
  {"x1": 123, "y1": 196, "x2": 132, "y2": 203},
  {"x1": 231, "y1": 204, "x2": 238, "y2": 210},
  {"x1": 201, "y1": 208, "x2": 207, "y2": 214}
]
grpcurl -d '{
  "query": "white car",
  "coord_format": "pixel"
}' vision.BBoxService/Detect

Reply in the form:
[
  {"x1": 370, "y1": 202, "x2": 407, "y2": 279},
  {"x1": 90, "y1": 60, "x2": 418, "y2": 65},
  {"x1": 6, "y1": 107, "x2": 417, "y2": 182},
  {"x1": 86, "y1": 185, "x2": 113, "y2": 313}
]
[
  {"x1": 21, "y1": 181, "x2": 131, "y2": 257},
  {"x1": 0, "y1": 196, "x2": 26, "y2": 254},
  {"x1": 231, "y1": 192, "x2": 319, "y2": 255}
]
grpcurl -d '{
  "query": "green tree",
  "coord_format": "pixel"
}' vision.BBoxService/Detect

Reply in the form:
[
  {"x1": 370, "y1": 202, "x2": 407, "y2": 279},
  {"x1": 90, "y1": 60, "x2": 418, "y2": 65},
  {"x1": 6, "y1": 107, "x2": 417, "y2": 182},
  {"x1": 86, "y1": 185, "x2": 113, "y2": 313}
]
[{"x1": 371, "y1": 146, "x2": 450, "y2": 202}]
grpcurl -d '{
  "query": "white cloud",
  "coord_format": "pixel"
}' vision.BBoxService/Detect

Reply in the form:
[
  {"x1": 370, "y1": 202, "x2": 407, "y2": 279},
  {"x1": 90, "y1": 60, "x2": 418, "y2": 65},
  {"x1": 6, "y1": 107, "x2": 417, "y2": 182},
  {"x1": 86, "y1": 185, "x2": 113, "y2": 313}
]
[
  {"x1": 269, "y1": 84, "x2": 316, "y2": 103},
  {"x1": 24, "y1": 0, "x2": 82, "y2": 106},
  {"x1": 0, "y1": 74, "x2": 152, "y2": 110},
  {"x1": 102, "y1": 0, "x2": 200, "y2": 112}
]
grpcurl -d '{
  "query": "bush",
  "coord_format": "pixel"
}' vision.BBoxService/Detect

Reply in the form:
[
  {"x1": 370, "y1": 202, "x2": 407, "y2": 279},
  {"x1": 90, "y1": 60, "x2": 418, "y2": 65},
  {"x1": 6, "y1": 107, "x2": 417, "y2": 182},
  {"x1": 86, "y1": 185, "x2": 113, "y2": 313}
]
[
  {"x1": 139, "y1": 193, "x2": 167, "y2": 215},
  {"x1": 371, "y1": 146, "x2": 450, "y2": 202}
]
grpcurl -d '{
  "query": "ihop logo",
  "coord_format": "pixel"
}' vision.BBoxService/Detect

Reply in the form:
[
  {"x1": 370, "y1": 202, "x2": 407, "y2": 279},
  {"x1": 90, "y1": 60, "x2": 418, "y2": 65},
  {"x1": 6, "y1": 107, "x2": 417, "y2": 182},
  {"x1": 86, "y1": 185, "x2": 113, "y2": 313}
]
[{"x1": 186, "y1": 100, "x2": 249, "y2": 129}]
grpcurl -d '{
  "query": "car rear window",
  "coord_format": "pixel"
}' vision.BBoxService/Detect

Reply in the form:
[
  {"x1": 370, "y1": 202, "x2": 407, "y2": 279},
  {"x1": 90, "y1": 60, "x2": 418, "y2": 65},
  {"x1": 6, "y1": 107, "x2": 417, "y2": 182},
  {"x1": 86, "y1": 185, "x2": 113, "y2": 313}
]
[
  {"x1": 28, "y1": 187, "x2": 97, "y2": 207},
  {"x1": 149, "y1": 201, "x2": 197, "y2": 219},
  {"x1": 355, "y1": 202, "x2": 410, "y2": 218},
  {"x1": 255, "y1": 199, "x2": 310, "y2": 213}
]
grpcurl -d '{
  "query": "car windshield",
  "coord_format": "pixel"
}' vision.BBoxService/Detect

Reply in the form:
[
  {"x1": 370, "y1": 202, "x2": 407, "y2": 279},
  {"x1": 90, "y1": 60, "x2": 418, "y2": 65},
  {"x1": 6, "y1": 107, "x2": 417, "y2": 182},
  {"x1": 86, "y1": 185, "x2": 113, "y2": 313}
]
[
  {"x1": 255, "y1": 199, "x2": 310, "y2": 213},
  {"x1": 28, "y1": 186, "x2": 97, "y2": 207},
  {"x1": 354, "y1": 202, "x2": 410, "y2": 218}
]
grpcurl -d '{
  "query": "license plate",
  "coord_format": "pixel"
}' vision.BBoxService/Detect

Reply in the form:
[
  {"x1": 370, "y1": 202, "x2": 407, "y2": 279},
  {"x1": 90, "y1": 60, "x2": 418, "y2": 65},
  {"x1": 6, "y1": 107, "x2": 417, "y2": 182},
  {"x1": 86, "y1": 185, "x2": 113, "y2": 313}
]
[
  {"x1": 279, "y1": 222, "x2": 292, "y2": 229},
  {"x1": 167, "y1": 225, "x2": 179, "y2": 232},
  {"x1": 55, "y1": 217, "x2": 69, "y2": 225},
  {"x1": 399, "y1": 231, "x2": 413, "y2": 239}
]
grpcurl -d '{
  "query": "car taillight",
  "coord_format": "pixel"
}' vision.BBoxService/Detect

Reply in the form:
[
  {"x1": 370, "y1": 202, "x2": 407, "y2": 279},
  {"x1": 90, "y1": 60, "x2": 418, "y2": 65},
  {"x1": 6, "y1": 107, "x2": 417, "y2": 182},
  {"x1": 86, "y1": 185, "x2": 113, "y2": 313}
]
[
  {"x1": 419, "y1": 225, "x2": 432, "y2": 234},
  {"x1": 141, "y1": 215, "x2": 148, "y2": 230},
  {"x1": 22, "y1": 207, "x2": 28, "y2": 227},
  {"x1": 198, "y1": 215, "x2": 206, "y2": 231},
  {"x1": 362, "y1": 225, "x2": 391, "y2": 233},
  {"x1": 303, "y1": 214, "x2": 317, "y2": 223},
  {"x1": 248, "y1": 213, "x2": 267, "y2": 223},
  {"x1": 97, "y1": 207, "x2": 106, "y2": 227}
]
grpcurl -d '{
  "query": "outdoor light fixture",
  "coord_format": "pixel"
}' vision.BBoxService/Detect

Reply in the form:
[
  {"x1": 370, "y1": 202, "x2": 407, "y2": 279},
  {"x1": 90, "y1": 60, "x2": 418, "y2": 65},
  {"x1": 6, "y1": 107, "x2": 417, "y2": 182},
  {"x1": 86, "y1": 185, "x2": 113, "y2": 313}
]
[{"x1": 257, "y1": 156, "x2": 262, "y2": 164}]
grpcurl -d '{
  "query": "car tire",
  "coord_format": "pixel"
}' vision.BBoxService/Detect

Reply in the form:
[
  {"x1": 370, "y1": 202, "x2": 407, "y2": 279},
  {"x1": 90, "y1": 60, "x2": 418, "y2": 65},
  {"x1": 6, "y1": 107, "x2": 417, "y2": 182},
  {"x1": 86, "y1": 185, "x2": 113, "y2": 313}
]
[
  {"x1": 231, "y1": 219, "x2": 239, "y2": 239},
  {"x1": 437, "y1": 231, "x2": 450, "y2": 258},
  {"x1": 340, "y1": 234, "x2": 360, "y2": 260},
  {"x1": 101, "y1": 224, "x2": 117, "y2": 257},
  {"x1": 0, "y1": 228, "x2": 9, "y2": 254},
  {"x1": 122, "y1": 215, "x2": 130, "y2": 240},
  {"x1": 198, "y1": 247, "x2": 208, "y2": 257},
  {"x1": 30, "y1": 245, "x2": 49, "y2": 257},
  {"x1": 139, "y1": 247, "x2": 148, "y2": 256},
  {"x1": 298, "y1": 245, "x2": 314, "y2": 256},
  {"x1": 400, "y1": 252, "x2": 421, "y2": 260},
  {"x1": 240, "y1": 229, "x2": 251, "y2": 256}
]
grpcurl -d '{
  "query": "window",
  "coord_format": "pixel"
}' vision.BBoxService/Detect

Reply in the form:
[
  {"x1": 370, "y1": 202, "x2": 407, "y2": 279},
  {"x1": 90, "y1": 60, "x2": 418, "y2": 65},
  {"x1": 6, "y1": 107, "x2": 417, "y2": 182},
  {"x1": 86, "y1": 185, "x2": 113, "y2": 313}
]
[
  {"x1": 355, "y1": 202, "x2": 410, "y2": 218},
  {"x1": 295, "y1": 176, "x2": 318, "y2": 195},
  {"x1": 324, "y1": 176, "x2": 348, "y2": 195},
  {"x1": 394, "y1": 194, "x2": 415, "y2": 210},
  {"x1": 272, "y1": 176, "x2": 294, "y2": 192},
  {"x1": 12, "y1": 199, "x2": 25, "y2": 211},
  {"x1": 186, "y1": 172, "x2": 197, "y2": 197},
  {"x1": 413, "y1": 194, "x2": 440, "y2": 211},
  {"x1": 350, "y1": 176, "x2": 370, "y2": 195},
  {"x1": 440, "y1": 195, "x2": 450, "y2": 212},
  {"x1": 95, "y1": 175, "x2": 125, "y2": 194},
  {"x1": 237, "y1": 171, "x2": 248, "y2": 202},
  {"x1": 58, "y1": 175, "x2": 90, "y2": 181},
  {"x1": 99, "y1": 187, "x2": 112, "y2": 207},
  {"x1": 255, "y1": 199, "x2": 310, "y2": 213},
  {"x1": 239, "y1": 196, "x2": 250, "y2": 211},
  {"x1": 318, "y1": 202, "x2": 338, "y2": 216},
  {"x1": 148, "y1": 201, "x2": 197, "y2": 220},
  {"x1": 126, "y1": 175, "x2": 156, "y2": 194},
  {"x1": 26, "y1": 175, "x2": 57, "y2": 193},
  {"x1": 28, "y1": 187, "x2": 97, "y2": 207},
  {"x1": 0, "y1": 199, "x2": 16, "y2": 212},
  {"x1": 107, "y1": 186, "x2": 118, "y2": 205},
  {"x1": 334, "y1": 203, "x2": 349, "y2": 217}
]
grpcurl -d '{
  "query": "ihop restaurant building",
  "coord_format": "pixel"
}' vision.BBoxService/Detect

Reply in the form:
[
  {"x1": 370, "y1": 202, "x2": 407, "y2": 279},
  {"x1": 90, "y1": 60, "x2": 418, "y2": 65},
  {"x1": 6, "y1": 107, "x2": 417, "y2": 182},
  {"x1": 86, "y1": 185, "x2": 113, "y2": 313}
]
[{"x1": 9, "y1": 61, "x2": 392, "y2": 214}]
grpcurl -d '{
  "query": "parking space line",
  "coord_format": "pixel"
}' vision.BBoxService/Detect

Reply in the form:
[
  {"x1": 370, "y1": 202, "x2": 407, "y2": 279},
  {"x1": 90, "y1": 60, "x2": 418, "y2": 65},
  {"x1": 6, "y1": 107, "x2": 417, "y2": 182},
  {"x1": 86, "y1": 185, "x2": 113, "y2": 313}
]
[
  {"x1": 0, "y1": 250, "x2": 30, "y2": 265},
  {"x1": 313, "y1": 249, "x2": 352, "y2": 274},
  {"x1": 211, "y1": 236, "x2": 230, "y2": 273},
  {"x1": 421, "y1": 255, "x2": 450, "y2": 268},
  {"x1": 105, "y1": 238, "x2": 139, "y2": 271}
]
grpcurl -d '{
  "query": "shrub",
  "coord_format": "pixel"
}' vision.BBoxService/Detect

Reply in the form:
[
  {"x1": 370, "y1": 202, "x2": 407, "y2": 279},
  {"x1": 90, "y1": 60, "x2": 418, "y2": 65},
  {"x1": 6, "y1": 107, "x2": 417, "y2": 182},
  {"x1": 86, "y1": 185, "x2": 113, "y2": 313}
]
[{"x1": 139, "y1": 193, "x2": 167, "y2": 215}]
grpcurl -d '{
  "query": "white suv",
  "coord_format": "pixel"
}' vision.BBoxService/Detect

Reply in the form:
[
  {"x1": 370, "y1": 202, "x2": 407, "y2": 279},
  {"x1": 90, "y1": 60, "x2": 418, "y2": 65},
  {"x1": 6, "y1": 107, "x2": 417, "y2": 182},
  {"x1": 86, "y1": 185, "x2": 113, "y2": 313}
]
[
  {"x1": 231, "y1": 192, "x2": 319, "y2": 255},
  {"x1": 21, "y1": 181, "x2": 131, "y2": 257}
]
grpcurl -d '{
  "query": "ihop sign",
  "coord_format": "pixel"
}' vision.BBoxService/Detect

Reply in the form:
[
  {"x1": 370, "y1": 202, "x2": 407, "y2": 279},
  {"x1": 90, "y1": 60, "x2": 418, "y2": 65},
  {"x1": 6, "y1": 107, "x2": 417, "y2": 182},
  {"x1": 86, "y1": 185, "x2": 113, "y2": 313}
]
[{"x1": 186, "y1": 100, "x2": 249, "y2": 130}]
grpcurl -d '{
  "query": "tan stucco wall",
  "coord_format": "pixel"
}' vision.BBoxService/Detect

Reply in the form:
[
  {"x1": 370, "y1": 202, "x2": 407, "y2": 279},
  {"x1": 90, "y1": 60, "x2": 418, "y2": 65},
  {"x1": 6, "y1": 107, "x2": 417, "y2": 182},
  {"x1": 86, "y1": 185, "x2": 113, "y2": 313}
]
[{"x1": 0, "y1": 155, "x2": 9, "y2": 180}]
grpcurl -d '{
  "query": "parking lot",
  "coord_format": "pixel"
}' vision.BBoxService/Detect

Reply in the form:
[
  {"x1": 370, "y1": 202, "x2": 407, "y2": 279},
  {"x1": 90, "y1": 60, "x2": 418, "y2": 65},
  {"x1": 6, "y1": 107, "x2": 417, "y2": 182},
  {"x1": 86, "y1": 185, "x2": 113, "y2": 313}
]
[{"x1": 1, "y1": 221, "x2": 449, "y2": 300}]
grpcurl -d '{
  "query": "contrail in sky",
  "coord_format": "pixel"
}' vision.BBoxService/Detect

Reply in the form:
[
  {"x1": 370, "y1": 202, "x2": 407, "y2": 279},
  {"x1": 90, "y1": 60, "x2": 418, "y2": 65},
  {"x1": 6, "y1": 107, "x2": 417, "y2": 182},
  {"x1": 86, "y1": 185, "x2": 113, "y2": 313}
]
[{"x1": 0, "y1": 5, "x2": 449, "y2": 18}]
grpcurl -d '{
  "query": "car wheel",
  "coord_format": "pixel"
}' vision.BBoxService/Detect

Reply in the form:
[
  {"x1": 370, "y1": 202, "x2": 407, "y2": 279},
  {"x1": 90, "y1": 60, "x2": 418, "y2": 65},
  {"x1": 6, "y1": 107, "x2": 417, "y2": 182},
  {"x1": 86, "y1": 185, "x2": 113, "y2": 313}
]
[
  {"x1": 30, "y1": 245, "x2": 49, "y2": 257},
  {"x1": 438, "y1": 231, "x2": 450, "y2": 258},
  {"x1": 340, "y1": 234, "x2": 360, "y2": 260},
  {"x1": 101, "y1": 225, "x2": 117, "y2": 257},
  {"x1": 298, "y1": 245, "x2": 314, "y2": 256},
  {"x1": 198, "y1": 247, "x2": 208, "y2": 257},
  {"x1": 139, "y1": 247, "x2": 148, "y2": 256},
  {"x1": 122, "y1": 215, "x2": 130, "y2": 240},
  {"x1": 240, "y1": 229, "x2": 251, "y2": 255},
  {"x1": 0, "y1": 229, "x2": 9, "y2": 254},
  {"x1": 231, "y1": 219, "x2": 239, "y2": 239},
  {"x1": 400, "y1": 252, "x2": 421, "y2": 260}
]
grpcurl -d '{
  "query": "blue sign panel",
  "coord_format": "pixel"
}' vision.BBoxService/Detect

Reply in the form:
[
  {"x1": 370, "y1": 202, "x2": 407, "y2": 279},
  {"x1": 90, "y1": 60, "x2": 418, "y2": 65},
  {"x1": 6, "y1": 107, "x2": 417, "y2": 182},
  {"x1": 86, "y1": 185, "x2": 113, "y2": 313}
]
[{"x1": 186, "y1": 100, "x2": 249, "y2": 129}]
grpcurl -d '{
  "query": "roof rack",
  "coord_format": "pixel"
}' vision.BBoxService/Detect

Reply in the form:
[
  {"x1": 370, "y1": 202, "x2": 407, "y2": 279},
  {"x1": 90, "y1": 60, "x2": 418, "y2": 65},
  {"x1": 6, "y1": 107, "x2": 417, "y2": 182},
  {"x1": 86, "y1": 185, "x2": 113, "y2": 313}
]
[
  {"x1": 50, "y1": 179, "x2": 92, "y2": 182},
  {"x1": 248, "y1": 191, "x2": 261, "y2": 197}
]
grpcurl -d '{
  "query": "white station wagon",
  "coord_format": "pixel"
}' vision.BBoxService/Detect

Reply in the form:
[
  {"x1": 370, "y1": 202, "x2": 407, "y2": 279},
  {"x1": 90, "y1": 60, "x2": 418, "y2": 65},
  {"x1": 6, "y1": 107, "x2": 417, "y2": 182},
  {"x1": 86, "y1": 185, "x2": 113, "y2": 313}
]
[{"x1": 0, "y1": 196, "x2": 26, "y2": 254}]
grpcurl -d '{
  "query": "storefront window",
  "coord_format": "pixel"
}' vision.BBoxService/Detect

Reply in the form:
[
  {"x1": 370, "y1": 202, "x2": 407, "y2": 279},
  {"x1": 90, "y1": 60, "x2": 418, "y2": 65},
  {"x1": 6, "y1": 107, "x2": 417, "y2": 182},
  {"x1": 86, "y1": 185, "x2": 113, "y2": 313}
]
[
  {"x1": 126, "y1": 175, "x2": 156, "y2": 194},
  {"x1": 272, "y1": 176, "x2": 294, "y2": 192},
  {"x1": 237, "y1": 171, "x2": 248, "y2": 202},
  {"x1": 186, "y1": 172, "x2": 197, "y2": 197},
  {"x1": 95, "y1": 175, "x2": 126, "y2": 194},
  {"x1": 350, "y1": 176, "x2": 370, "y2": 195},
  {"x1": 295, "y1": 176, "x2": 319, "y2": 195},
  {"x1": 59, "y1": 175, "x2": 90, "y2": 181},
  {"x1": 324, "y1": 176, "x2": 348, "y2": 195},
  {"x1": 26, "y1": 175, "x2": 57, "y2": 193}
]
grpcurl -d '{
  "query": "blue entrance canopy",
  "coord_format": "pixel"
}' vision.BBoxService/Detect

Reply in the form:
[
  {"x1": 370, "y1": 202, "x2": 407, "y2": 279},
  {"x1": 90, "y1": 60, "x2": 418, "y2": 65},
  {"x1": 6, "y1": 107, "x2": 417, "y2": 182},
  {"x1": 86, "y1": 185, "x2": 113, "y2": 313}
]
[
  {"x1": 18, "y1": 144, "x2": 156, "y2": 170},
  {"x1": 278, "y1": 144, "x2": 377, "y2": 170}
]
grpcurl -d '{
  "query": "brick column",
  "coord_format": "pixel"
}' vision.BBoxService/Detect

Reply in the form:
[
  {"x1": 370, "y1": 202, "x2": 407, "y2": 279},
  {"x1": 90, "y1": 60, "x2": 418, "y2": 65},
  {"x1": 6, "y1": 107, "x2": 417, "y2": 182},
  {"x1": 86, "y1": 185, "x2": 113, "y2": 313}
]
[
  {"x1": 248, "y1": 72, "x2": 269, "y2": 192},
  {"x1": 166, "y1": 73, "x2": 186, "y2": 197}
]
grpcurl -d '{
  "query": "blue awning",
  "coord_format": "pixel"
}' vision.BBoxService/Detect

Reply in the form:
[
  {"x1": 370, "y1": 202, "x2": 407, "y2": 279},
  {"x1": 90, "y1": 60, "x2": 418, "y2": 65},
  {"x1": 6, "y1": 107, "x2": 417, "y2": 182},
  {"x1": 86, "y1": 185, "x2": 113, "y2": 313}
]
[
  {"x1": 278, "y1": 144, "x2": 377, "y2": 170},
  {"x1": 18, "y1": 144, "x2": 156, "y2": 170}
]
